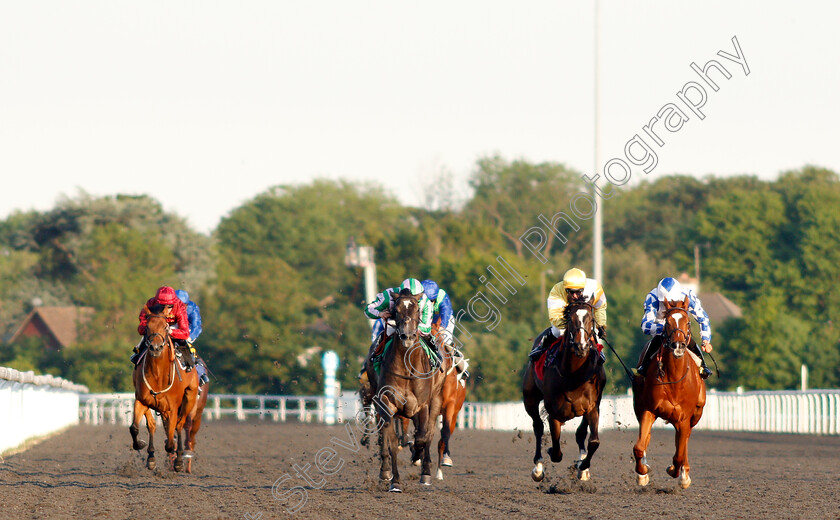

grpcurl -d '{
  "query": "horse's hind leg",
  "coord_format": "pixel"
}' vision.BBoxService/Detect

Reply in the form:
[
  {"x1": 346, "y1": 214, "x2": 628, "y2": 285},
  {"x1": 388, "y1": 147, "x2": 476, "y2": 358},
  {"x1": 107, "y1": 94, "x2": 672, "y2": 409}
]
[
  {"x1": 667, "y1": 419, "x2": 693, "y2": 489},
  {"x1": 523, "y1": 365, "x2": 546, "y2": 481},
  {"x1": 436, "y1": 407, "x2": 452, "y2": 480}
]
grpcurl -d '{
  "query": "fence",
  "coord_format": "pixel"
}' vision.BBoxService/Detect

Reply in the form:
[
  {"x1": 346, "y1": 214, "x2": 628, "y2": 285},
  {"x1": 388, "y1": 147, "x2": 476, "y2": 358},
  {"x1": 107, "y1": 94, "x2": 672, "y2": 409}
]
[
  {"x1": 79, "y1": 389, "x2": 840, "y2": 435},
  {"x1": 0, "y1": 366, "x2": 88, "y2": 453}
]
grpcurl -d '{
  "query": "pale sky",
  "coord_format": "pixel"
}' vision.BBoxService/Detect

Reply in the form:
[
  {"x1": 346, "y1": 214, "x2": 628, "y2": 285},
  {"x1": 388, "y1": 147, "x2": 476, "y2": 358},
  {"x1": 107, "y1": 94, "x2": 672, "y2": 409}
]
[{"x1": 1, "y1": 1, "x2": 838, "y2": 234}]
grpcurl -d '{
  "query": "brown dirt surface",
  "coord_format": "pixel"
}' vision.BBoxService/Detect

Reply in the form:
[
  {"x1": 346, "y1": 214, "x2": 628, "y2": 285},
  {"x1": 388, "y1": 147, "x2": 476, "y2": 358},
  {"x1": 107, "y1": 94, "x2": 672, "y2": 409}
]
[{"x1": 1, "y1": 420, "x2": 839, "y2": 520}]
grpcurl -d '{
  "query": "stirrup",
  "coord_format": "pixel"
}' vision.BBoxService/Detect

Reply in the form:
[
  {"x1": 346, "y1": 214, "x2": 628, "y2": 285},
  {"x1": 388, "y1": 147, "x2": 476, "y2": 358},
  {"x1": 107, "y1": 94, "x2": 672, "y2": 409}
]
[{"x1": 700, "y1": 366, "x2": 712, "y2": 380}]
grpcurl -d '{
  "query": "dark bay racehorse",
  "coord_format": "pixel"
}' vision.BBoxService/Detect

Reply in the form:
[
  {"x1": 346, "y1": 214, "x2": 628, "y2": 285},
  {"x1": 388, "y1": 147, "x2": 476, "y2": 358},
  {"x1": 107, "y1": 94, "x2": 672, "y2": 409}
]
[
  {"x1": 129, "y1": 307, "x2": 199, "y2": 472},
  {"x1": 373, "y1": 289, "x2": 445, "y2": 492},
  {"x1": 522, "y1": 298, "x2": 606, "y2": 482},
  {"x1": 632, "y1": 296, "x2": 706, "y2": 489}
]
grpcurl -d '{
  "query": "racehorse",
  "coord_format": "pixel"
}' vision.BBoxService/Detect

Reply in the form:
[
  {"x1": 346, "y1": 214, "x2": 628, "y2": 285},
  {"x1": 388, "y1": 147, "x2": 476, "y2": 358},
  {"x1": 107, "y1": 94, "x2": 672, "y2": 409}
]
[
  {"x1": 129, "y1": 307, "x2": 200, "y2": 473},
  {"x1": 433, "y1": 350, "x2": 466, "y2": 480},
  {"x1": 632, "y1": 295, "x2": 706, "y2": 489},
  {"x1": 371, "y1": 288, "x2": 445, "y2": 492},
  {"x1": 522, "y1": 298, "x2": 606, "y2": 482}
]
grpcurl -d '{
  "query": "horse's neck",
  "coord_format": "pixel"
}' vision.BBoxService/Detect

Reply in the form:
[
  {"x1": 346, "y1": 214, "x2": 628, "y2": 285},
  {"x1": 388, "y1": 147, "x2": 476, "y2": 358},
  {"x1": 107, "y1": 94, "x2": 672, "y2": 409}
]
[
  {"x1": 143, "y1": 344, "x2": 173, "y2": 381},
  {"x1": 386, "y1": 336, "x2": 428, "y2": 374},
  {"x1": 658, "y1": 347, "x2": 688, "y2": 377},
  {"x1": 560, "y1": 348, "x2": 591, "y2": 375}
]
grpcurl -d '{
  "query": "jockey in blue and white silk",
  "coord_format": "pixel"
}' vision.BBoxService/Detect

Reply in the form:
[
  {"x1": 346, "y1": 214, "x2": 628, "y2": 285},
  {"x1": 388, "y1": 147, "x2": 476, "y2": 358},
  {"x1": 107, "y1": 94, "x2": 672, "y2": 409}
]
[
  {"x1": 640, "y1": 277, "x2": 711, "y2": 344},
  {"x1": 635, "y1": 277, "x2": 713, "y2": 380}
]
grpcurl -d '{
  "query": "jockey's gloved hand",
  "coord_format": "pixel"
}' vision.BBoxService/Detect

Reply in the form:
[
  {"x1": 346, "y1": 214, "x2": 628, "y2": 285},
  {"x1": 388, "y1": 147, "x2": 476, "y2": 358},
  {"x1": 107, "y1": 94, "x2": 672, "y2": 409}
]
[{"x1": 597, "y1": 325, "x2": 607, "y2": 339}]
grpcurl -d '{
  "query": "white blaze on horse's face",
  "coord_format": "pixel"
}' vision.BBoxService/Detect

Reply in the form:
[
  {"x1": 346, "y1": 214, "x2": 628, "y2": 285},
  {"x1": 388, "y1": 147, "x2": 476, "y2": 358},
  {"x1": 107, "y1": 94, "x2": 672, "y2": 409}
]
[
  {"x1": 573, "y1": 309, "x2": 588, "y2": 348},
  {"x1": 671, "y1": 313, "x2": 683, "y2": 329}
]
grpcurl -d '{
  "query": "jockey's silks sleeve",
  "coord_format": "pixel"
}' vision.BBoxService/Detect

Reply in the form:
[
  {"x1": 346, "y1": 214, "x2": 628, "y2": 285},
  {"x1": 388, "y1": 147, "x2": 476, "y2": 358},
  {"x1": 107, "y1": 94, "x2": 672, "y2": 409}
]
[
  {"x1": 433, "y1": 289, "x2": 454, "y2": 329},
  {"x1": 364, "y1": 288, "x2": 395, "y2": 320},
  {"x1": 418, "y1": 296, "x2": 434, "y2": 335}
]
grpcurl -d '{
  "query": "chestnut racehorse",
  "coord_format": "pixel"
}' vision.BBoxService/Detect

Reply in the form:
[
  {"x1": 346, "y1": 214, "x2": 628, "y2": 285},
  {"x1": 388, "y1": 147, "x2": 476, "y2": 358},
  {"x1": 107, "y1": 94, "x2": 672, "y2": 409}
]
[
  {"x1": 522, "y1": 298, "x2": 606, "y2": 482},
  {"x1": 632, "y1": 295, "x2": 706, "y2": 489},
  {"x1": 129, "y1": 307, "x2": 200, "y2": 473},
  {"x1": 371, "y1": 289, "x2": 445, "y2": 492}
]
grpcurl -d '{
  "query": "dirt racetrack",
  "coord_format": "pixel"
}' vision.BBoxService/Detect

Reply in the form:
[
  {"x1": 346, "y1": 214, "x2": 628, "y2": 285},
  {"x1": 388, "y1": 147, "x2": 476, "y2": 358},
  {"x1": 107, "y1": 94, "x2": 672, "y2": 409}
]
[{"x1": 1, "y1": 420, "x2": 839, "y2": 520}]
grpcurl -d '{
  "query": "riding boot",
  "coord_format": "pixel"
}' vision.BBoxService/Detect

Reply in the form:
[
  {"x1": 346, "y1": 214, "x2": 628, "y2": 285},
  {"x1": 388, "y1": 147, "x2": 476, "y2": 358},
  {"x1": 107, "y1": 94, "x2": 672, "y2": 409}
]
[
  {"x1": 130, "y1": 342, "x2": 146, "y2": 365},
  {"x1": 632, "y1": 338, "x2": 657, "y2": 379},
  {"x1": 529, "y1": 329, "x2": 554, "y2": 361},
  {"x1": 180, "y1": 346, "x2": 195, "y2": 372},
  {"x1": 689, "y1": 341, "x2": 713, "y2": 380}
]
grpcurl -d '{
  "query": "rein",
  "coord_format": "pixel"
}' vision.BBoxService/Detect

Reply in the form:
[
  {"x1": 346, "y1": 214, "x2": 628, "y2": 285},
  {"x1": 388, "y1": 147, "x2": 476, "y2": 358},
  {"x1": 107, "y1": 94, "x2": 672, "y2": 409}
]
[{"x1": 141, "y1": 315, "x2": 177, "y2": 396}]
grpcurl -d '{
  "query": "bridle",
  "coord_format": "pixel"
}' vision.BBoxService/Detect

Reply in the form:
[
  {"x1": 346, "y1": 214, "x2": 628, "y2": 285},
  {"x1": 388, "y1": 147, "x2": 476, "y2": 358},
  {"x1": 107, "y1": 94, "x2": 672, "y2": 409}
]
[
  {"x1": 565, "y1": 300, "x2": 597, "y2": 356},
  {"x1": 652, "y1": 307, "x2": 692, "y2": 385},
  {"x1": 663, "y1": 307, "x2": 692, "y2": 350}
]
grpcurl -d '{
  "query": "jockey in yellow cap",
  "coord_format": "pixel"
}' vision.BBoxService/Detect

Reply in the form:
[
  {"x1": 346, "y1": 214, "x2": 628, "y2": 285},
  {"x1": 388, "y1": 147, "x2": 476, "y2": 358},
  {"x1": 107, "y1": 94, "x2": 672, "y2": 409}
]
[{"x1": 529, "y1": 268, "x2": 608, "y2": 363}]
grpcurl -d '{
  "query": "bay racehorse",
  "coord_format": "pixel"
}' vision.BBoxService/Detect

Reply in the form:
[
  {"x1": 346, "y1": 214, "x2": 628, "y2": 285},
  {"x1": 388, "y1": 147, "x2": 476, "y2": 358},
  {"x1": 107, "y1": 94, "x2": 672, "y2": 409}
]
[
  {"x1": 522, "y1": 298, "x2": 606, "y2": 482},
  {"x1": 372, "y1": 288, "x2": 445, "y2": 492},
  {"x1": 129, "y1": 306, "x2": 200, "y2": 472},
  {"x1": 632, "y1": 295, "x2": 706, "y2": 489},
  {"x1": 405, "y1": 341, "x2": 467, "y2": 481}
]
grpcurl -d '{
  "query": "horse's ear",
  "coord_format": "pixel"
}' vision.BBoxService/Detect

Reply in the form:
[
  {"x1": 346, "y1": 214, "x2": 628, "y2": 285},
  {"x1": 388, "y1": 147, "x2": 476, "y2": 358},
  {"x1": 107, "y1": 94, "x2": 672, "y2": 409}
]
[
  {"x1": 142, "y1": 304, "x2": 151, "y2": 316},
  {"x1": 389, "y1": 291, "x2": 398, "y2": 300},
  {"x1": 682, "y1": 295, "x2": 690, "y2": 309},
  {"x1": 587, "y1": 294, "x2": 597, "y2": 306},
  {"x1": 663, "y1": 298, "x2": 674, "y2": 310}
]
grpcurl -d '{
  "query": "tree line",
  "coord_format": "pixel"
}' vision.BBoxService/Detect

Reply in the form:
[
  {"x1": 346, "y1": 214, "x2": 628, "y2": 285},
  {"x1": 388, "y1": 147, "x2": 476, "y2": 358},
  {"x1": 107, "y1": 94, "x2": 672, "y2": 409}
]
[{"x1": 1, "y1": 160, "x2": 838, "y2": 400}]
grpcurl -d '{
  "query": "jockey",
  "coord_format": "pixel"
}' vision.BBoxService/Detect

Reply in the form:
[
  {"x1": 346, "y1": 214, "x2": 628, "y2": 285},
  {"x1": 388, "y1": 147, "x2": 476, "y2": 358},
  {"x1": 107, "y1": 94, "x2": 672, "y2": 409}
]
[
  {"x1": 362, "y1": 278, "x2": 437, "y2": 367},
  {"x1": 422, "y1": 279, "x2": 469, "y2": 378},
  {"x1": 633, "y1": 277, "x2": 713, "y2": 380},
  {"x1": 133, "y1": 286, "x2": 193, "y2": 370},
  {"x1": 529, "y1": 267, "x2": 608, "y2": 363},
  {"x1": 176, "y1": 290, "x2": 209, "y2": 386}
]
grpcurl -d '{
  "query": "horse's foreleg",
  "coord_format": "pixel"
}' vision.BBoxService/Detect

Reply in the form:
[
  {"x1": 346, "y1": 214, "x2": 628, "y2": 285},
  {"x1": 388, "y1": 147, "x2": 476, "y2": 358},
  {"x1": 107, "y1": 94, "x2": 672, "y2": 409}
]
[
  {"x1": 547, "y1": 417, "x2": 563, "y2": 463},
  {"x1": 129, "y1": 400, "x2": 148, "y2": 451},
  {"x1": 667, "y1": 419, "x2": 693, "y2": 489},
  {"x1": 413, "y1": 406, "x2": 434, "y2": 486},
  {"x1": 144, "y1": 408, "x2": 157, "y2": 469},
  {"x1": 576, "y1": 408, "x2": 601, "y2": 480},
  {"x1": 634, "y1": 410, "x2": 655, "y2": 486}
]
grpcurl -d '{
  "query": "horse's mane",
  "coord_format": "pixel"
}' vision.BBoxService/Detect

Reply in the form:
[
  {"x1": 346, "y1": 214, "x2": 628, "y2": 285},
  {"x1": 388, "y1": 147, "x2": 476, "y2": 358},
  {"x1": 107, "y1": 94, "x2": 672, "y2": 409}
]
[{"x1": 563, "y1": 298, "x2": 595, "y2": 324}]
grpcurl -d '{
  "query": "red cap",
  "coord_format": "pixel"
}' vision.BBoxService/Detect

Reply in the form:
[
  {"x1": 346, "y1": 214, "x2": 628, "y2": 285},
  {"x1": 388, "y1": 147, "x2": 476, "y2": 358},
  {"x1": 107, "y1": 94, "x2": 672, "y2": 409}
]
[{"x1": 155, "y1": 286, "x2": 177, "y2": 305}]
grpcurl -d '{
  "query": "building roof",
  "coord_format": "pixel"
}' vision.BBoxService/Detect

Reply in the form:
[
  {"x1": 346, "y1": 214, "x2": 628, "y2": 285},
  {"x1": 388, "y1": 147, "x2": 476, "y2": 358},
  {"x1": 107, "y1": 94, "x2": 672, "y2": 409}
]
[
  {"x1": 697, "y1": 292, "x2": 743, "y2": 323},
  {"x1": 7, "y1": 306, "x2": 95, "y2": 349}
]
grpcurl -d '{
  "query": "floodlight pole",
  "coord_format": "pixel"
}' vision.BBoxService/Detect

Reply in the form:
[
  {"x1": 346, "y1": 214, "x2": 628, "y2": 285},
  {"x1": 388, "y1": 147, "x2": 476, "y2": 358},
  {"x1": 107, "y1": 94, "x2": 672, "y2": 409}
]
[{"x1": 345, "y1": 238, "x2": 377, "y2": 329}]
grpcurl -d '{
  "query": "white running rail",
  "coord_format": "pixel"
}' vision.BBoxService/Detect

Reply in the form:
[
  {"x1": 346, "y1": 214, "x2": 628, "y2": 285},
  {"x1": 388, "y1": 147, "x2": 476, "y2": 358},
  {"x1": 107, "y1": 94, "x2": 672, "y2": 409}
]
[
  {"x1": 0, "y1": 366, "x2": 88, "y2": 453},
  {"x1": 78, "y1": 389, "x2": 840, "y2": 435}
]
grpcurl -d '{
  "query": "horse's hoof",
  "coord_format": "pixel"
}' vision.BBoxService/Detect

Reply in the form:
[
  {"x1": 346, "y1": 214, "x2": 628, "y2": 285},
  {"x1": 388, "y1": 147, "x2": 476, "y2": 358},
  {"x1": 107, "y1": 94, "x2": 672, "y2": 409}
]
[
  {"x1": 636, "y1": 472, "x2": 650, "y2": 486},
  {"x1": 666, "y1": 465, "x2": 678, "y2": 478},
  {"x1": 678, "y1": 467, "x2": 691, "y2": 489},
  {"x1": 380, "y1": 471, "x2": 393, "y2": 482},
  {"x1": 419, "y1": 474, "x2": 433, "y2": 486},
  {"x1": 147, "y1": 458, "x2": 156, "y2": 470},
  {"x1": 174, "y1": 460, "x2": 184, "y2": 472},
  {"x1": 531, "y1": 462, "x2": 545, "y2": 482},
  {"x1": 436, "y1": 468, "x2": 444, "y2": 481},
  {"x1": 412, "y1": 459, "x2": 421, "y2": 467},
  {"x1": 548, "y1": 447, "x2": 562, "y2": 463},
  {"x1": 134, "y1": 440, "x2": 147, "y2": 450},
  {"x1": 578, "y1": 468, "x2": 591, "y2": 481},
  {"x1": 442, "y1": 455, "x2": 453, "y2": 467},
  {"x1": 389, "y1": 483, "x2": 402, "y2": 493}
]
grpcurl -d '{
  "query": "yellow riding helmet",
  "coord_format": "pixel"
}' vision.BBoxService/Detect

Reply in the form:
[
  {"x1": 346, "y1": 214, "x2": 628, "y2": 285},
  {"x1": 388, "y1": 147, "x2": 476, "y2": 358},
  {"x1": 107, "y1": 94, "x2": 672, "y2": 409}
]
[{"x1": 562, "y1": 268, "x2": 587, "y2": 290}]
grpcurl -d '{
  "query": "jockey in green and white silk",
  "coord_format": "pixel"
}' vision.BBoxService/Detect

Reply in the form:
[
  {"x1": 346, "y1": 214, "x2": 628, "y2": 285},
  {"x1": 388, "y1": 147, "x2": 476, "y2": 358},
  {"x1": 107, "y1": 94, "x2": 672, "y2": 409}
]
[{"x1": 364, "y1": 278, "x2": 434, "y2": 337}]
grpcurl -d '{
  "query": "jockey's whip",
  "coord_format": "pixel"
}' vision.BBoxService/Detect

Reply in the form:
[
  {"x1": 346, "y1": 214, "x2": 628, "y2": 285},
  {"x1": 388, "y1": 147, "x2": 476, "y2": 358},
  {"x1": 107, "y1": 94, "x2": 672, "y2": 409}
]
[
  {"x1": 706, "y1": 350, "x2": 721, "y2": 378},
  {"x1": 600, "y1": 336, "x2": 635, "y2": 383}
]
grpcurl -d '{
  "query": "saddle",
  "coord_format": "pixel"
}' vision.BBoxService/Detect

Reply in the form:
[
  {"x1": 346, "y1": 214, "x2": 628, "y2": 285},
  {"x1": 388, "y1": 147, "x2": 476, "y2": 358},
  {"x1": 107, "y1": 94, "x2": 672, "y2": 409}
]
[{"x1": 534, "y1": 334, "x2": 564, "y2": 382}]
